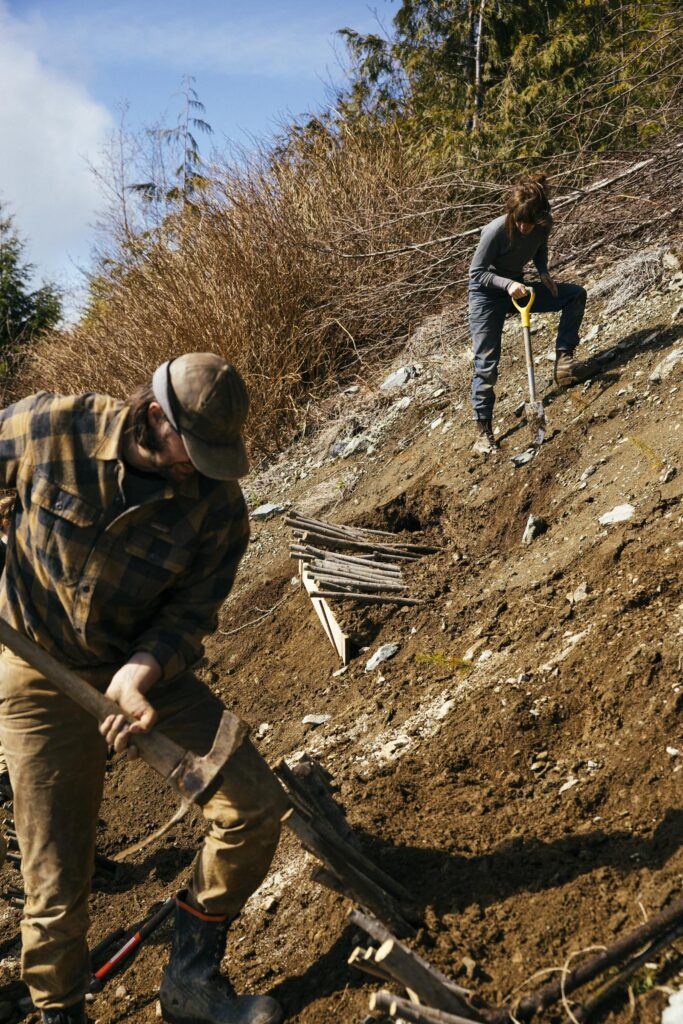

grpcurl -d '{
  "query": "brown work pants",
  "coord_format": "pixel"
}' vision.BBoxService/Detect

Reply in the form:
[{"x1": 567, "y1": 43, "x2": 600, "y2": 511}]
[{"x1": 0, "y1": 648, "x2": 288, "y2": 1010}]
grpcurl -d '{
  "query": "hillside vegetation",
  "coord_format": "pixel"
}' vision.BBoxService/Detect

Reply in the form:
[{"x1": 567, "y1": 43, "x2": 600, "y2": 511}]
[{"x1": 8, "y1": 1, "x2": 682, "y2": 457}]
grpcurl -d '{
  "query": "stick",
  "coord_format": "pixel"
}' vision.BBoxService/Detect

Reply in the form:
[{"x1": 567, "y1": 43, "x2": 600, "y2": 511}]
[
  {"x1": 310, "y1": 574, "x2": 409, "y2": 593},
  {"x1": 282, "y1": 802, "x2": 417, "y2": 909},
  {"x1": 310, "y1": 590, "x2": 423, "y2": 606},
  {"x1": 305, "y1": 858, "x2": 416, "y2": 939},
  {"x1": 370, "y1": 990, "x2": 480, "y2": 1024},
  {"x1": 290, "y1": 544, "x2": 403, "y2": 572},
  {"x1": 349, "y1": 946, "x2": 401, "y2": 986},
  {"x1": 289, "y1": 512, "x2": 404, "y2": 540},
  {"x1": 275, "y1": 757, "x2": 358, "y2": 848},
  {"x1": 293, "y1": 528, "x2": 424, "y2": 560},
  {"x1": 349, "y1": 911, "x2": 479, "y2": 1006},
  {"x1": 488, "y1": 897, "x2": 683, "y2": 1023},
  {"x1": 376, "y1": 938, "x2": 478, "y2": 1016},
  {"x1": 576, "y1": 922, "x2": 683, "y2": 1021},
  {"x1": 308, "y1": 559, "x2": 404, "y2": 582}
]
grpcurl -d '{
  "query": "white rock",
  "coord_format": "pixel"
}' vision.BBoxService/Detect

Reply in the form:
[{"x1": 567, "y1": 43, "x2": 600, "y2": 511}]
[
  {"x1": 567, "y1": 582, "x2": 591, "y2": 604},
  {"x1": 432, "y1": 388, "x2": 446, "y2": 398},
  {"x1": 649, "y1": 348, "x2": 683, "y2": 383},
  {"x1": 251, "y1": 502, "x2": 285, "y2": 520},
  {"x1": 661, "y1": 466, "x2": 677, "y2": 484},
  {"x1": 430, "y1": 416, "x2": 444, "y2": 430},
  {"x1": 522, "y1": 514, "x2": 548, "y2": 545},
  {"x1": 380, "y1": 365, "x2": 419, "y2": 391},
  {"x1": 559, "y1": 777, "x2": 579, "y2": 795},
  {"x1": 580, "y1": 465, "x2": 597, "y2": 481},
  {"x1": 583, "y1": 325, "x2": 601, "y2": 342},
  {"x1": 392, "y1": 396, "x2": 413, "y2": 411},
  {"x1": 302, "y1": 714, "x2": 331, "y2": 726},
  {"x1": 663, "y1": 251, "x2": 682, "y2": 271},
  {"x1": 666, "y1": 746, "x2": 680, "y2": 757},
  {"x1": 332, "y1": 666, "x2": 348, "y2": 677},
  {"x1": 511, "y1": 449, "x2": 536, "y2": 467},
  {"x1": 365, "y1": 643, "x2": 400, "y2": 672},
  {"x1": 115, "y1": 985, "x2": 128, "y2": 1000},
  {"x1": 599, "y1": 503, "x2": 635, "y2": 525},
  {"x1": 257, "y1": 723, "x2": 271, "y2": 739},
  {"x1": 478, "y1": 650, "x2": 493, "y2": 663}
]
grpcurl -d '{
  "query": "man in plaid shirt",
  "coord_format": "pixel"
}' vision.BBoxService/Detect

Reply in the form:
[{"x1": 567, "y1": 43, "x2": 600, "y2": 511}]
[{"x1": 0, "y1": 353, "x2": 287, "y2": 1024}]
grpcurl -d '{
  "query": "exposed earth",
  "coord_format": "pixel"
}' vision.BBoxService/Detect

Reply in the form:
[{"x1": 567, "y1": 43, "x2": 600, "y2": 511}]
[{"x1": 0, "y1": 241, "x2": 682, "y2": 1024}]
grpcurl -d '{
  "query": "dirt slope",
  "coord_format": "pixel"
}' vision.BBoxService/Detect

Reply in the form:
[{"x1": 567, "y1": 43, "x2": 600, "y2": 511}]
[{"x1": 0, "y1": 248, "x2": 682, "y2": 1024}]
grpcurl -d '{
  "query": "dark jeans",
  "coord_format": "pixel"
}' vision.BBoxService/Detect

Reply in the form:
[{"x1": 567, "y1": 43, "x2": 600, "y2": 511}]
[{"x1": 469, "y1": 280, "x2": 587, "y2": 421}]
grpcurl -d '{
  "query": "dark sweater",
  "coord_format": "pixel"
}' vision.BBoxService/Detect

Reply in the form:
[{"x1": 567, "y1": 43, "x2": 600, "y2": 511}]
[{"x1": 469, "y1": 215, "x2": 551, "y2": 293}]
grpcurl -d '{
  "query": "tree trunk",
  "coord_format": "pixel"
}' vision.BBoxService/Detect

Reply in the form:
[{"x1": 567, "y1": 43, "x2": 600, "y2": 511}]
[{"x1": 472, "y1": 0, "x2": 488, "y2": 131}]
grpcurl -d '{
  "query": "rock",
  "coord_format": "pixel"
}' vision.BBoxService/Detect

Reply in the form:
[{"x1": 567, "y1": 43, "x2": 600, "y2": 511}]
[
  {"x1": 661, "y1": 987, "x2": 683, "y2": 1024},
  {"x1": 559, "y1": 777, "x2": 579, "y2": 795},
  {"x1": 649, "y1": 348, "x2": 683, "y2": 383},
  {"x1": 264, "y1": 895, "x2": 279, "y2": 913},
  {"x1": 341, "y1": 436, "x2": 367, "y2": 459},
  {"x1": 430, "y1": 416, "x2": 444, "y2": 430},
  {"x1": 478, "y1": 650, "x2": 493, "y2": 663},
  {"x1": 115, "y1": 985, "x2": 128, "y2": 1000},
  {"x1": 580, "y1": 465, "x2": 597, "y2": 481},
  {"x1": 392, "y1": 396, "x2": 412, "y2": 411},
  {"x1": 380, "y1": 365, "x2": 419, "y2": 391},
  {"x1": 344, "y1": 384, "x2": 360, "y2": 395},
  {"x1": 251, "y1": 502, "x2": 285, "y2": 520},
  {"x1": 583, "y1": 325, "x2": 601, "y2": 342},
  {"x1": 462, "y1": 955, "x2": 477, "y2": 980},
  {"x1": 302, "y1": 714, "x2": 331, "y2": 727},
  {"x1": 599, "y1": 503, "x2": 635, "y2": 525},
  {"x1": 522, "y1": 514, "x2": 548, "y2": 545},
  {"x1": 432, "y1": 387, "x2": 446, "y2": 398},
  {"x1": 666, "y1": 746, "x2": 680, "y2": 757},
  {"x1": 257, "y1": 723, "x2": 271, "y2": 739},
  {"x1": 661, "y1": 465, "x2": 677, "y2": 484},
  {"x1": 365, "y1": 643, "x2": 400, "y2": 672},
  {"x1": 663, "y1": 251, "x2": 682, "y2": 271},
  {"x1": 567, "y1": 582, "x2": 591, "y2": 604},
  {"x1": 332, "y1": 666, "x2": 348, "y2": 677},
  {"x1": 511, "y1": 449, "x2": 536, "y2": 467},
  {"x1": 672, "y1": 303, "x2": 683, "y2": 323}
]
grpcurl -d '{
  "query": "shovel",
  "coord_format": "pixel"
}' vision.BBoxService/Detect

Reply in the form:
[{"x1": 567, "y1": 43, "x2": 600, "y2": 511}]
[{"x1": 511, "y1": 287, "x2": 546, "y2": 447}]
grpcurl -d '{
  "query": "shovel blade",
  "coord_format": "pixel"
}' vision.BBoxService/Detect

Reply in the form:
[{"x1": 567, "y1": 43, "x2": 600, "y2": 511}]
[{"x1": 525, "y1": 400, "x2": 546, "y2": 447}]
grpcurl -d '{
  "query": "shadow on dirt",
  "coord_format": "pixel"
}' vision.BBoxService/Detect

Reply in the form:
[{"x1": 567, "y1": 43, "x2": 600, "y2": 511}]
[{"x1": 359, "y1": 806, "x2": 683, "y2": 918}]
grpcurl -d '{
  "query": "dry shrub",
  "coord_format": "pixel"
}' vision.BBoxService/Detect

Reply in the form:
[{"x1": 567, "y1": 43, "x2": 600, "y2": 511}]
[{"x1": 13, "y1": 125, "x2": 497, "y2": 456}]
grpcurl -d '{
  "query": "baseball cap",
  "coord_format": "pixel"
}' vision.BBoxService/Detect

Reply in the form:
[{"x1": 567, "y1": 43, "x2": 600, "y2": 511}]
[{"x1": 152, "y1": 353, "x2": 250, "y2": 480}]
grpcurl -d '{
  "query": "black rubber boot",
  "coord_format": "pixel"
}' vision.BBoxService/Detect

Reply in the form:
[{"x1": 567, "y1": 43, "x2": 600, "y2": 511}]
[
  {"x1": 159, "y1": 892, "x2": 283, "y2": 1024},
  {"x1": 41, "y1": 1002, "x2": 87, "y2": 1024}
]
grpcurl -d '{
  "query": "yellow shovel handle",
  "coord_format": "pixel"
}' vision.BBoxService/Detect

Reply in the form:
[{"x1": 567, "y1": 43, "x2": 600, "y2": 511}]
[{"x1": 511, "y1": 287, "x2": 535, "y2": 327}]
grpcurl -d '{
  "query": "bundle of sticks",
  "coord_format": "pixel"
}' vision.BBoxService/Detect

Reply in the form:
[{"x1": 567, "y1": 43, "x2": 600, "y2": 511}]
[
  {"x1": 287, "y1": 510, "x2": 439, "y2": 607},
  {"x1": 276, "y1": 755, "x2": 422, "y2": 938},
  {"x1": 353, "y1": 897, "x2": 683, "y2": 1024}
]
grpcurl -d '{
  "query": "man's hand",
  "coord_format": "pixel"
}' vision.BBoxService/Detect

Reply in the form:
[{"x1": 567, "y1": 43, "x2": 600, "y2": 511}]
[
  {"x1": 100, "y1": 652, "x2": 161, "y2": 759},
  {"x1": 507, "y1": 281, "x2": 528, "y2": 300},
  {"x1": 540, "y1": 272, "x2": 559, "y2": 298}
]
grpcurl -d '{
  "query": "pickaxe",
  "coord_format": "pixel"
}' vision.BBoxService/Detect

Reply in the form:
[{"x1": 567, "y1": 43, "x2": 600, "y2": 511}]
[{"x1": 0, "y1": 617, "x2": 248, "y2": 856}]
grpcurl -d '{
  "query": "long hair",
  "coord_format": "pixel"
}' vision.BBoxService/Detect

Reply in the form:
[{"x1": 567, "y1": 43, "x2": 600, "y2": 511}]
[
  {"x1": 126, "y1": 382, "x2": 165, "y2": 453},
  {"x1": 505, "y1": 174, "x2": 552, "y2": 239}
]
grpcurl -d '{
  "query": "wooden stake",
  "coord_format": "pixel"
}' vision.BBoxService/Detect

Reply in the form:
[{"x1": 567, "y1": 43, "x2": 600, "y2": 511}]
[
  {"x1": 310, "y1": 590, "x2": 423, "y2": 606},
  {"x1": 307, "y1": 862, "x2": 416, "y2": 939},
  {"x1": 375, "y1": 938, "x2": 478, "y2": 1017},
  {"x1": 370, "y1": 990, "x2": 480, "y2": 1024}
]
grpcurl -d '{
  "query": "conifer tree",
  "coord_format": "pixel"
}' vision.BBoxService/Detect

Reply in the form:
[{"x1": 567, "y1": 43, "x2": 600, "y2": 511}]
[{"x1": 0, "y1": 205, "x2": 61, "y2": 355}]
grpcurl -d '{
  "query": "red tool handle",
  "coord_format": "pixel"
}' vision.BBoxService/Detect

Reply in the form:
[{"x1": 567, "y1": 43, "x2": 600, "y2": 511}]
[{"x1": 89, "y1": 897, "x2": 175, "y2": 991}]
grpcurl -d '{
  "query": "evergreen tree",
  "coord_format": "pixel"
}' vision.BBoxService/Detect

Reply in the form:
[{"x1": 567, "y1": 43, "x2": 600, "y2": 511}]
[{"x1": 0, "y1": 205, "x2": 61, "y2": 354}]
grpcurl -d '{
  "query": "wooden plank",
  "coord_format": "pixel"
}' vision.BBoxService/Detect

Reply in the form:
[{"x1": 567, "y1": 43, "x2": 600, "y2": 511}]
[
  {"x1": 376, "y1": 939, "x2": 476, "y2": 1017},
  {"x1": 301, "y1": 569, "x2": 352, "y2": 664},
  {"x1": 370, "y1": 991, "x2": 480, "y2": 1024}
]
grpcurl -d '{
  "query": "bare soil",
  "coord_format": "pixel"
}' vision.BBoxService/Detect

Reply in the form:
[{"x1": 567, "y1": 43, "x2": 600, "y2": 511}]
[{"x1": 0, "y1": 252, "x2": 682, "y2": 1024}]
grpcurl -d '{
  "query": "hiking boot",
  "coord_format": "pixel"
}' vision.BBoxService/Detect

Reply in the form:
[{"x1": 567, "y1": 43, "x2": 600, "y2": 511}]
[
  {"x1": 472, "y1": 418, "x2": 497, "y2": 455},
  {"x1": 159, "y1": 892, "x2": 283, "y2": 1024},
  {"x1": 41, "y1": 1003, "x2": 87, "y2": 1024},
  {"x1": 553, "y1": 353, "x2": 583, "y2": 387}
]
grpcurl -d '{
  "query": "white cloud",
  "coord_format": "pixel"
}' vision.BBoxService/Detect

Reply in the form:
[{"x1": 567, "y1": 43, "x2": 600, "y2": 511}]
[{"x1": 0, "y1": 2, "x2": 111, "y2": 296}]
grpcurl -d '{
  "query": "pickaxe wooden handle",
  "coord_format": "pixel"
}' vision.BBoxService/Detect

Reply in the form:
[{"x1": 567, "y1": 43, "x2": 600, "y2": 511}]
[{"x1": 0, "y1": 617, "x2": 248, "y2": 807}]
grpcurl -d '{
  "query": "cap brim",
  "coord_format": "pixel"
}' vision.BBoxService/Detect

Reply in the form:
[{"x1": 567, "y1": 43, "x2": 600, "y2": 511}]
[{"x1": 182, "y1": 431, "x2": 250, "y2": 481}]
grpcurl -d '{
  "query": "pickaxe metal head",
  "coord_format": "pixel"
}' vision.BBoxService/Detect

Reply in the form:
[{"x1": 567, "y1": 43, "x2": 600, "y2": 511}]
[{"x1": 170, "y1": 710, "x2": 249, "y2": 806}]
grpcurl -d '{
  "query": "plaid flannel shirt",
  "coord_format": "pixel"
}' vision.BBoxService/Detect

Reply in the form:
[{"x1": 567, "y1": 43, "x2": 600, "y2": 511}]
[{"x1": 0, "y1": 391, "x2": 250, "y2": 680}]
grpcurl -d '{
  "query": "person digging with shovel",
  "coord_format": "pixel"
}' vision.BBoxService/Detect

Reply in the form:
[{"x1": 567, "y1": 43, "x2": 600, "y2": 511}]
[
  {"x1": 468, "y1": 174, "x2": 588, "y2": 454},
  {"x1": 0, "y1": 354, "x2": 288, "y2": 1024}
]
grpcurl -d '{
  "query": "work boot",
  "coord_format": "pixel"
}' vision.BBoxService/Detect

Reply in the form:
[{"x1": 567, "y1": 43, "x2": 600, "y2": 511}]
[
  {"x1": 159, "y1": 892, "x2": 283, "y2": 1024},
  {"x1": 472, "y1": 418, "x2": 497, "y2": 455},
  {"x1": 554, "y1": 352, "x2": 583, "y2": 387},
  {"x1": 41, "y1": 1002, "x2": 87, "y2": 1024}
]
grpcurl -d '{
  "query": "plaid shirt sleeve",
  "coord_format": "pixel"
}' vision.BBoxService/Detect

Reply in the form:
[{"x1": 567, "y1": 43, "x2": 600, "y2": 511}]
[
  {"x1": 0, "y1": 394, "x2": 41, "y2": 487},
  {"x1": 131, "y1": 501, "x2": 250, "y2": 681}
]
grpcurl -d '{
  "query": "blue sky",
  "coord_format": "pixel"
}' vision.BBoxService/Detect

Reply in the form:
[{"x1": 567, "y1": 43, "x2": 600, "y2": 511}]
[{"x1": 0, "y1": 0, "x2": 391, "y2": 309}]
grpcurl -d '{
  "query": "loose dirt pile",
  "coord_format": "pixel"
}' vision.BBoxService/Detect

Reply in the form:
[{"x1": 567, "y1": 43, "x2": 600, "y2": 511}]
[{"x1": 0, "y1": 245, "x2": 681, "y2": 1024}]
